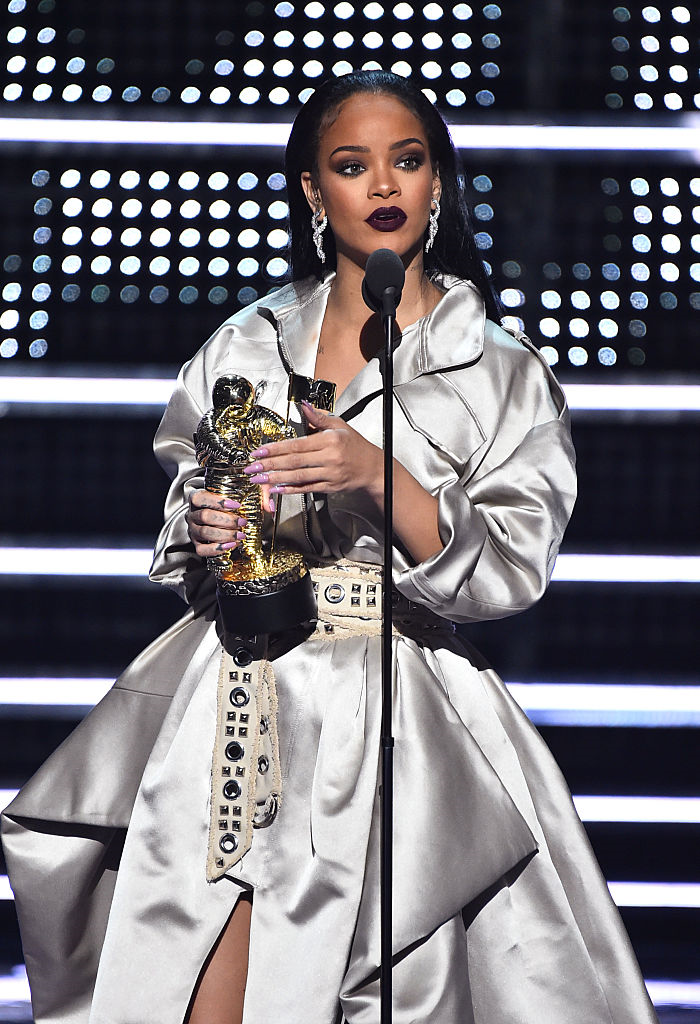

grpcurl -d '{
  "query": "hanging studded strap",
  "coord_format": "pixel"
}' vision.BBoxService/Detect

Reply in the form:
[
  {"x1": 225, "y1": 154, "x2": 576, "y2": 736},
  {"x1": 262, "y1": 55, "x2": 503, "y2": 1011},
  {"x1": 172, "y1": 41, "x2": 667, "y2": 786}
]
[{"x1": 206, "y1": 637, "x2": 282, "y2": 882}]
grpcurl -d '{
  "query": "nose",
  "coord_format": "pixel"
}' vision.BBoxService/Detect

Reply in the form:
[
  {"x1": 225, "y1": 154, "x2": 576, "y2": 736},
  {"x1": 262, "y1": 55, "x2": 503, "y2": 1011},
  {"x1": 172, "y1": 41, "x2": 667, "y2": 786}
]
[{"x1": 367, "y1": 164, "x2": 400, "y2": 200}]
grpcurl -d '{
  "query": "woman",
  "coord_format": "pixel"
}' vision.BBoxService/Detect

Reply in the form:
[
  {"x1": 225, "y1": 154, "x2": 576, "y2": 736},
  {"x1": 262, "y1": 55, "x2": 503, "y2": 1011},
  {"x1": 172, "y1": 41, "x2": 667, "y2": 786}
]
[{"x1": 2, "y1": 71, "x2": 657, "y2": 1024}]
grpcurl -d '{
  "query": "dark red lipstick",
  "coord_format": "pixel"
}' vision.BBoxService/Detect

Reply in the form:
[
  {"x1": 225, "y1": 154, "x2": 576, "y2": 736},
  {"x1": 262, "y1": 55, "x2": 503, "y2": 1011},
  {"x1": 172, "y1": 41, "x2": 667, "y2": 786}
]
[{"x1": 365, "y1": 206, "x2": 407, "y2": 232}]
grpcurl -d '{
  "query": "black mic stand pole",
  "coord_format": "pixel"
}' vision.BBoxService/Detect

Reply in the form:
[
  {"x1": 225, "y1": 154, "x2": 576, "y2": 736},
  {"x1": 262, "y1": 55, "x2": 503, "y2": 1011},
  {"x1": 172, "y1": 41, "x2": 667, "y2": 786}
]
[{"x1": 379, "y1": 284, "x2": 397, "y2": 1024}]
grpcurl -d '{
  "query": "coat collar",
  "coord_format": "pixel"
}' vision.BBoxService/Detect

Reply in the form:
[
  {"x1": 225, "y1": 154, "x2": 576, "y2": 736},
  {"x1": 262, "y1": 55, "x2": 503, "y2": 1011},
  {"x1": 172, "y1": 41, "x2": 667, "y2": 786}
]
[{"x1": 256, "y1": 272, "x2": 486, "y2": 397}]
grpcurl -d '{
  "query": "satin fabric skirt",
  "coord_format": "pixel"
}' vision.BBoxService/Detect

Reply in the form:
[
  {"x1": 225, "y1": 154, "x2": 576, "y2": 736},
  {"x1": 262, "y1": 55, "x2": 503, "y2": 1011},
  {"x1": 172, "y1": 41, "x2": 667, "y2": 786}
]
[{"x1": 3, "y1": 614, "x2": 658, "y2": 1024}]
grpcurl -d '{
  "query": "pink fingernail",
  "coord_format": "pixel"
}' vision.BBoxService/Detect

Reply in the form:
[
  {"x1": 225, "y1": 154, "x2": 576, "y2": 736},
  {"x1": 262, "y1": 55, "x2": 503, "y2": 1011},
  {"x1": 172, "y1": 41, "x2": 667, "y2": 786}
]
[
  {"x1": 269, "y1": 485, "x2": 286, "y2": 494},
  {"x1": 249, "y1": 473, "x2": 269, "y2": 484},
  {"x1": 269, "y1": 497, "x2": 276, "y2": 513},
  {"x1": 243, "y1": 462, "x2": 263, "y2": 474},
  {"x1": 223, "y1": 499, "x2": 240, "y2": 509},
  {"x1": 221, "y1": 541, "x2": 238, "y2": 550},
  {"x1": 236, "y1": 531, "x2": 246, "y2": 540},
  {"x1": 237, "y1": 517, "x2": 248, "y2": 527},
  {"x1": 249, "y1": 447, "x2": 269, "y2": 458}
]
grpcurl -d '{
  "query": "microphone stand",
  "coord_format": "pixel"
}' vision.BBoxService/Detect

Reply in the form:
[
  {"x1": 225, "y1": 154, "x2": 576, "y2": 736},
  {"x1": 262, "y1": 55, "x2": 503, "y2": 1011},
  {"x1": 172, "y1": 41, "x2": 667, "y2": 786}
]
[{"x1": 379, "y1": 285, "x2": 397, "y2": 1024}]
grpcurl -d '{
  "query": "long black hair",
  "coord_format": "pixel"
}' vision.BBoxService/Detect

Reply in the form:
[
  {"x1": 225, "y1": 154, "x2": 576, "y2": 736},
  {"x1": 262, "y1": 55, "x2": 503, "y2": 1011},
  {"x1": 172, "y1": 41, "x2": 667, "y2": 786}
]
[{"x1": 284, "y1": 70, "x2": 501, "y2": 322}]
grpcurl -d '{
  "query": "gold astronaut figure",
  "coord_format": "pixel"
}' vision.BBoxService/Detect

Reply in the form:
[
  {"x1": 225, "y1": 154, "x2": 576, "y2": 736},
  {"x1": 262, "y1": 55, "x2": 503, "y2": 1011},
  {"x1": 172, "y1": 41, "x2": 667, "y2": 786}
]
[{"x1": 194, "y1": 375, "x2": 299, "y2": 587}]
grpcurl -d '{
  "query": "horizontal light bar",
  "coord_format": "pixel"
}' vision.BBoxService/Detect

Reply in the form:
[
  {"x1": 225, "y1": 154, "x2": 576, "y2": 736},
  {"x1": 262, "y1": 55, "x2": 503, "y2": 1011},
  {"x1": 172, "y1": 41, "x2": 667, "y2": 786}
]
[
  {"x1": 508, "y1": 683, "x2": 700, "y2": 727},
  {"x1": 3, "y1": 549, "x2": 699, "y2": 582},
  {"x1": 551, "y1": 554, "x2": 700, "y2": 584},
  {"x1": 3, "y1": 680, "x2": 700, "y2": 728},
  {"x1": 3, "y1": 788, "x2": 700, "y2": 823},
  {"x1": 0, "y1": 117, "x2": 699, "y2": 153},
  {"x1": 608, "y1": 882, "x2": 700, "y2": 908},
  {"x1": 573, "y1": 796, "x2": 700, "y2": 824},
  {"x1": 2, "y1": 378, "x2": 700, "y2": 414}
]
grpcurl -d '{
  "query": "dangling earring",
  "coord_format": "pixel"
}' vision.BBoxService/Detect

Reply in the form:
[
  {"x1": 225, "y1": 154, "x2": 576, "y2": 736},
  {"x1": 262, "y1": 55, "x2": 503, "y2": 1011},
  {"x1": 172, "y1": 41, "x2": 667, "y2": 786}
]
[
  {"x1": 312, "y1": 208, "x2": 327, "y2": 264},
  {"x1": 425, "y1": 197, "x2": 440, "y2": 253}
]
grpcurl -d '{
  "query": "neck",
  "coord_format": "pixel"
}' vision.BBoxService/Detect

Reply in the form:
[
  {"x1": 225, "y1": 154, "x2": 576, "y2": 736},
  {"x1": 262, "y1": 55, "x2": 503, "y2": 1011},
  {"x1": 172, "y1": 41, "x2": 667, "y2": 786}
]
[{"x1": 327, "y1": 248, "x2": 443, "y2": 333}]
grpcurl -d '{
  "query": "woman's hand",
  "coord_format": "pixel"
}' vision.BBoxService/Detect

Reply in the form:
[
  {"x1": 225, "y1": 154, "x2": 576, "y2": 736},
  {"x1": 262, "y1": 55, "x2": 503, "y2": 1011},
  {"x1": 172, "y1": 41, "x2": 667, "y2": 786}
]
[
  {"x1": 244, "y1": 402, "x2": 383, "y2": 505},
  {"x1": 186, "y1": 490, "x2": 248, "y2": 559}
]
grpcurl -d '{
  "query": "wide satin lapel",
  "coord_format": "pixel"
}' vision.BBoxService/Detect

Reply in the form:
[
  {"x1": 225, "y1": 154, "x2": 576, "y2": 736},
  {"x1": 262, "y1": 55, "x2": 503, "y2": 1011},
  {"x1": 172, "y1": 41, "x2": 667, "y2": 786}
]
[{"x1": 258, "y1": 274, "x2": 334, "y2": 378}]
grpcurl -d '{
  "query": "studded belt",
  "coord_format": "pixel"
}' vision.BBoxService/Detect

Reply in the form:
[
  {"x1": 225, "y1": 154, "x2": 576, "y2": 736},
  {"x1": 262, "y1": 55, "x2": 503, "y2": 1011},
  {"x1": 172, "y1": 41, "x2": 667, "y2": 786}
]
[{"x1": 206, "y1": 560, "x2": 452, "y2": 881}]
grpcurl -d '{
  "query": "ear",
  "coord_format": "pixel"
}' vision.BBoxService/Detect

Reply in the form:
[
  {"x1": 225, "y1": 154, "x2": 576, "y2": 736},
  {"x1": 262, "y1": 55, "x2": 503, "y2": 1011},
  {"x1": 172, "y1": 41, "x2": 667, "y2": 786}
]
[
  {"x1": 432, "y1": 168, "x2": 442, "y2": 205},
  {"x1": 301, "y1": 171, "x2": 322, "y2": 214}
]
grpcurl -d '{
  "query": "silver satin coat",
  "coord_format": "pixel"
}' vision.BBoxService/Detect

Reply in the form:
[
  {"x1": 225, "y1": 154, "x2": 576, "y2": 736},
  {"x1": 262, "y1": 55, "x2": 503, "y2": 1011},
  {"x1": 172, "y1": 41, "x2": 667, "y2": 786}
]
[{"x1": 2, "y1": 274, "x2": 658, "y2": 1024}]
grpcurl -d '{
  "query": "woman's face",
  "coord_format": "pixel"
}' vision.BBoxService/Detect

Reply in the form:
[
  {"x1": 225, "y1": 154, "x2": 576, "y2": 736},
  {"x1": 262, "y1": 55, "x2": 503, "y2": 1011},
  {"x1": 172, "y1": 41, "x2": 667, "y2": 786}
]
[{"x1": 302, "y1": 91, "x2": 440, "y2": 270}]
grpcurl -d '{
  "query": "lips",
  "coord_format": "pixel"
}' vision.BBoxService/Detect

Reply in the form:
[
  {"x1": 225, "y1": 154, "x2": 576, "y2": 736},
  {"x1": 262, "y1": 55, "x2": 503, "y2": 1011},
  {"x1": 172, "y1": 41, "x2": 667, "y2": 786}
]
[{"x1": 365, "y1": 206, "x2": 407, "y2": 232}]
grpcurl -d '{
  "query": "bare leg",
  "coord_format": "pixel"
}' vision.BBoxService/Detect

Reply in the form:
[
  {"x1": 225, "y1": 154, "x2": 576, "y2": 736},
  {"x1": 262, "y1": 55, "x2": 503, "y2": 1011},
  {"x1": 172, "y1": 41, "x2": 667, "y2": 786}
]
[{"x1": 185, "y1": 891, "x2": 253, "y2": 1024}]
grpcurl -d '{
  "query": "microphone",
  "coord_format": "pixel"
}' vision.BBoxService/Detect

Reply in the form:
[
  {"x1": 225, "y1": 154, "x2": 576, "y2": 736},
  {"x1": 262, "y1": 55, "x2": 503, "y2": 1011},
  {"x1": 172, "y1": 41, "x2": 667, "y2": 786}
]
[{"x1": 362, "y1": 248, "x2": 405, "y2": 319}]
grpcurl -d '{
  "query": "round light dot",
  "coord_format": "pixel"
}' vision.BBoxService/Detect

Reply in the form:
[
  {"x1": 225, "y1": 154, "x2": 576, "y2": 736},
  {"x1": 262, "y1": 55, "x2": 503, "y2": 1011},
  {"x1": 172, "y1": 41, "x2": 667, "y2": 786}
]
[
  {"x1": 568, "y1": 345, "x2": 588, "y2": 365},
  {"x1": 660, "y1": 292, "x2": 677, "y2": 310},
  {"x1": 122, "y1": 86, "x2": 141, "y2": 102},
  {"x1": 598, "y1": 346, "x2": 617, "y2": 365},
  {"x1": 642, "y1": 6, "x2": 660, "y2": 21},
  {"x1": 90, "y1": 169, "x2": 110, "y2": 189},
  {"x1": 599, "y1": 319, "x2": 619, "y2": 338},
  {"x1": 629, "y1": 320, "x2": 646, "y2": 338},
  {"x1": 276, "y1": 30, "x2": 296, "y2": 45},
  {"x1": 210, "y1": 87, "x2": 231, "y2": 104},
  {"x1": 571, "y1": 290, "x2": 590, "y2": 309},
  {"x1": 179, "y1": 257, "x2": 199, "y2": 276},
  {"x1": 209, "y1": 228, "x2": 230, "y2": 248},
  {"x1": 3, "y1": 83, "x2": 22, "y2": 100},
  {"x1": 671, "y1": 36, "x2": 689, "y2": 53},
  {"x1": 630, "y1": 291, "x2": 648, "y2": 310},
  {"x1": 8, "y1": 0, "x2": 26, "y2": 12},
  {"x1": 237, "y1": 286, "x2": 258, "y2": 305},
  {"x1": 244, "y1": 59, "x2": 264, "y2": 77},
  {"x1": 245, "y1": 31, "x2": 264, "y2": 46},
  {"x1": 93, "y1": 85, "x2": 112, "y2": 102},
  {"x1": 268, "y1": 228, "x2": 289, "y2": 248},
  {"x1": 661, "y1": 233, "x2": 681, "y2": 254},
  {"x1": 34, "y1": 197, "x2": 52, "y2": 215},
  {"x1": 239, "y1": 200, "x2": 261, "y2": 220},
  {"x1": 2, "y1": 283, "x2": 21, "y2": 302},
  {"x1": 240, "y1": 87, "x2": 260, "y2": 104},
  {"x1": 209, "y1": 286, "x2": 229, "y2": 305},
  {"x1": 0, "y1": 339, "x2": 19, "y2": 359},
  {"x1": 91, "y1": 285, "x2": 109, "y2": 302},
  {"x1": 209, "y1": 172, "x2": 229, "y2": 191},
  {"x1": 4, "y1": 255, "x2": 22, "y2": 271},
  {"x1": 0, "y1": 310, "x2": 19, "y2": 331},
  {"x1": 631, "y1": 263, "x2": 650, "y2": 281},
  {"x1": 476, "y1": 90, "x2": 495, "y2": 106},
  {"x1": 660, "y1": 177, "x2": 679, "y2": 197},
  {"x1": 181, "y1": 87, "x2": 201, "y2": 104},
  {"x1": 672, "y1": 6, "x2": 690, "y2": 23},
  {"x1": 541, "y1": 290, "x2": 561, "y2": 309},
  {"x1": 91, "y1": 226, "x2": 112, "y2": 246},
  {"x1": 62, "y1": 226, "x2": 82, "y2": 246},
  {"x1": 60, "y1": 168, "x2": 81, "y2": 188},
  {"x1": 665, "y1": 94, "x2": 683, "y2": 111},
  {"x1": 62, "y1": 84, "x2": 82, "y2": 101},
  {"x1": 639, "y1": 65, "x2": 658, "y2": 82},
  {"x1": 29, "y1": 339, "x2": 48, "y2": 358},
  {"x1": 500, "y1": 288, "x2": 524, "y2": 308},
  {"x1": 392, "y1": 31, "x2": 412, "y2": 48},
  {"x1": 422, "y1": 61, "x2": 442, "y2": 79},
  {"x1": 569, "y1": 318, "x2": 589, "y2": 338},
  {"x1": 630, "y1": 177, "x2": 649, "y2": 196},
  {"x1": 34, "y1": 227, "x2": 51, "y2": 245},
  {"x1": 208, "y1": 257, "x2": 229, "y2": 277},
  {"x1": 474, "y1": 203, "x2": 493, "y2": 221},
  {"x1": 423, "y1": 31, "x2": 442, "y2": 49},
  {"x1": 501, "y1": 315, "x2": 524, "y2": 333},
  {"x1": 540, "y1": 345, "x2": 558, "y2": 365},
  {"x1": 215, "y1": 59, "x2": 234, "y2": 76},
  {"x1": 180, "y1": 199, "x2": 201, "y2": 218},
  {"x1": 120, "y1": 256, "x2": 141, "y2": 275},
  {"x1": 37, "y1": 55, "x2": 56, "y2": 74},
  {"x1": 62, "y1": 197, "x2": 83, "y2": 217},
  {"x1": 669, "y1": 65, "x2": 688, "y2": 84},
  {"x1": 641, "y1": 36, "x2": 659, "y2": 52},
  {"x1": 600, "y1": 291, "x2": 619, "y2": 310},
  {"x1": 149, "y1": 257, "x2": 170, "y2": 276},
  {"x1": 276, "y1": 1, "x2": 295, "y2": 14},
  {"x1": 150, "y1": 228, "x2": 171, "y2": 247},
  {"x1": 151, "y1": 199, "x2": 171, "y2": 218},
  {"x1": 37, "y1": 27, "x2": 55, "y2": 43},
  {"x1": 635, "y1": 93, "x2": 653, "y2": 110},
  {"x1": 32, "y1": 83, "x2": 52, "y2": 101},
  {"x1": 306, "y1": 1, "x2": 325, "y2": 15},
  {"x1": 690, "y1": 264, "x2": 700, "y2": 282},
  {"x1": 121, "y1": 228, "x2": 141, "y2": 246},
  {"x1": 238, "y1": 172, "x2": 258, "y2": 191},
  {"x1": 363, "y1": 31, "x2": 383, "y2": 47},
  {"x1": 267, "y1": 257, "x2": 289, "y2": 277},
  {"x1": 34, "y1": 255, "x2": 52, "y2": 272},
  {"x1": 424, "y1": 3, "x2": 444, "y2": 19},
  {"x1": 632, "y1": 234, "x2": 651, "y2": 253},
  {"x1": 29, "y1": 309, "x2": 48, "y2": 330},
  {"x1": 239, "y1": 228, "x2": 260, "y2": 248},
  {"x1": 179, "y1": 286, "x2": 198, "y2": 304},
  {"x1": 303, "y1": 59, "x2": 324, "y2": 75},
  {"x1": 122, "y1": 198, "x2": 142, "y2": 217},
  {"x1": 119, "y1": 170, "x2": 140, "y2": 190},
  {"x1": 539, "y1": 317, "x2": 560, "y2": 338},
  {"x1": 660, "y1": 263, "x2": 680, "y2": 282},
  {"x1": 90, "y1": 256, "x2": 111, "y2": 274},
  {"x1": 7, "y1": 55, "x2": 26, "y2": 73},
  {"x1": 451, "y1": 61, "x2": 471, "y2": 78},
  {"x1": 332, "y1": 60, "x2": 353, "y2": 75},
  {"x1": 96, "y1": 58, "x2": 115, "y2": 74},
  {"x1": 179, "y1": 171, "x2": 199, "y2": 190},
  {"x1": 179, "y1": 228, "x2": 201, "y2": 247},
  {"x1": 474, "y1": 232, "x2": 492, "y2": 249},
  {"x1": 634, "y1": 205, "x2": 652, "y2": 224},
  {"x1": 269, "y1": 200, "x2": 289, "y2": 220},
  {"x1": 391, "y1": 60, "x2": 412, "y2": 76},
  {"x1": 453, "y1": 33, "x2": 472, "y2": 49},
  {"x1": 269, "y1": 87, "x2": 290, "y2": 104},
  {"x1": 7, "y1": 26, "x2": 26, "y2": 44},
  {"x1": 238, "y1": 257, "x2": 259, "y2": 277},
  {"x1": 209, "y1": 200, "x2": 231, "y2": 219},
  {"x1": 150, "y1": 286, "x2": 169, "y2": 303}
]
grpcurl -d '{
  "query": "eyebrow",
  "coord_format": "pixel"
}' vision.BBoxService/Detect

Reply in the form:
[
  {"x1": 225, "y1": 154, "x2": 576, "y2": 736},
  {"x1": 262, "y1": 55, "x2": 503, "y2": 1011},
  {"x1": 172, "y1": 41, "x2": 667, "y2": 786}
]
[{"x1": 329, "y1": 137, "x2": 426, "y2": 158}]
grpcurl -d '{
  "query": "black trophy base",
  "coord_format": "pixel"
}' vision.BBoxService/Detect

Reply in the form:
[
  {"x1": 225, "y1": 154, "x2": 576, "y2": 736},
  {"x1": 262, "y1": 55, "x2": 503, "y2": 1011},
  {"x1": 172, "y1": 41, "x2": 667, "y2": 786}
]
[{"x1": 217, "y1": 571, "x2": 317, "y2": 641}]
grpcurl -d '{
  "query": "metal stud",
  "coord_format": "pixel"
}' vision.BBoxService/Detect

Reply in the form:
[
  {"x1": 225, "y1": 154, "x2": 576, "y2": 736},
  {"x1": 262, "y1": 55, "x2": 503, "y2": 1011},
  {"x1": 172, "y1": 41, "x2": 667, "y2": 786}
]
[
  {"x1": 227, "y1": 711, "x2": 236, "y2": 721},
  {"x1": 258, "y1": 754, "x2": 269, "y2": 774},
  {"x1": 229, "y1": 686, "x2": 250, "y2": 707},
  {"x1": 223, "y1": 779, "x2": 241, "y2": 800},
  {"x1": 325, "y1": 582, "x2": 345, "y2": 604},
  {"x1": 219, "y1": 833, "x2": 238, "y2": 854},
  {"x1": 225, "y1": 741, "x2": 245, "y2": 762},
  {"x1": 229, "y1": 671, "x2": 239, "y2": 682},
  {"x1": 260, "y1": 715, "x2": 269, "y2": 734},
  {"x1": 233, "y1": 647, "x2": 253, "y2": 667},
  {"x1": 352, "y1": 583, "x2": 361, "y2": 593},
  {"x1": 351, "y1": 596, "x2": 360, "y2": 606}
]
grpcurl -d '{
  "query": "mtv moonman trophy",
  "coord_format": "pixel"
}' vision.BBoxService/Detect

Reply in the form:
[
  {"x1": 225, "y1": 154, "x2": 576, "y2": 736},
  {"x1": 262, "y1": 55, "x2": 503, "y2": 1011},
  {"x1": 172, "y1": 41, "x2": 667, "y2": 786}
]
[{"x1": 194, "y1": 373, "x2": 335, "y2": 640}]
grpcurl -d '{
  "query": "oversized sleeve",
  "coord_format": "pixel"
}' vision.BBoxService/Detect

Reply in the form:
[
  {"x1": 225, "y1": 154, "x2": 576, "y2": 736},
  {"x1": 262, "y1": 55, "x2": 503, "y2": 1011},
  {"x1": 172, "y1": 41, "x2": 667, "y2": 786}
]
[
  {"x1": 148, "y1": 360, "x2": 212, "y2": 607},
  {"x1": 393, "y1": 337, "x2": 577, "y2": 624}
]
